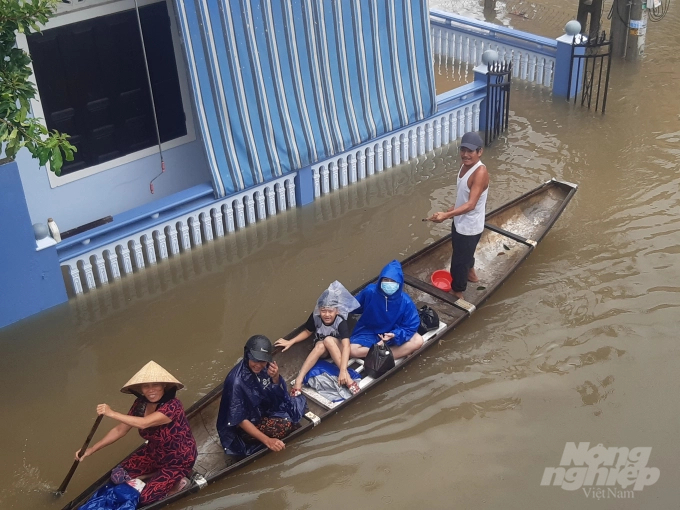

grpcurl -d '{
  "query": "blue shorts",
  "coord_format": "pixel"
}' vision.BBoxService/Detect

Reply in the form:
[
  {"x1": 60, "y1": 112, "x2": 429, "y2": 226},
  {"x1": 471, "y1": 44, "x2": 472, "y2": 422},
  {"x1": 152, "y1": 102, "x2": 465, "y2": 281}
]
[
  {"x1": 350, "y1": 333, "x2": 380, "y2": 348},
  {"x1": 350, "y1": 333, "x2": 408, "y2": 348}
]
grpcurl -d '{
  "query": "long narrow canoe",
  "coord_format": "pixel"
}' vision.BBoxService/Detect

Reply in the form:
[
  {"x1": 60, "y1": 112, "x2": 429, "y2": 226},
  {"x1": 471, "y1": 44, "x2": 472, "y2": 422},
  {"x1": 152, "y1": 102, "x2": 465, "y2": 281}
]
[{"x1": 63, "y1": 178, "x2": 577, "y2": 510}]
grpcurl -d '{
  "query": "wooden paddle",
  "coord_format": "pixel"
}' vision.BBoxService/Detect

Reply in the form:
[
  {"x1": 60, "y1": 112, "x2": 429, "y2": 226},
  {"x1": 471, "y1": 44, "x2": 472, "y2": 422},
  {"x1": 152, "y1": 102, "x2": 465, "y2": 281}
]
[{"x1": 56, "y1": 414, "x2": 104, "y2": 495}]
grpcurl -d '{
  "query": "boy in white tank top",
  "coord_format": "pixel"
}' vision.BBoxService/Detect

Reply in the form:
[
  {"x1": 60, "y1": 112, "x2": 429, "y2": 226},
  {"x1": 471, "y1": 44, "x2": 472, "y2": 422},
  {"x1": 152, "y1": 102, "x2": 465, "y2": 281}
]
[{"x1": 428, "y1": 131, "x2": 489, "y2": 299}]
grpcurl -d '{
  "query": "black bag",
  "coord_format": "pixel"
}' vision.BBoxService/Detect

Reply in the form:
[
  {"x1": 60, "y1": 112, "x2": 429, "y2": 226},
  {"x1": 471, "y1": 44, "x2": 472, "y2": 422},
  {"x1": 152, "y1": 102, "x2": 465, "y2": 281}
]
[
  {"x1": 417, "y1": 305, "x2": 440, "y2": 335},
  {"x1": 364, "y1": 341, "x2": 395, "y2": 378}
]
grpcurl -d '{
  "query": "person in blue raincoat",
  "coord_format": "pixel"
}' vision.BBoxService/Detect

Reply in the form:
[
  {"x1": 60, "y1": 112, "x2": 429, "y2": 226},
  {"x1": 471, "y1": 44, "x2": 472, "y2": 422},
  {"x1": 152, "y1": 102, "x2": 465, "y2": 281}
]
[
  {"x1": 216, "y1": 335, "x2": 306, "y2": 457},
  {"x1": 349, "y1": 260, "x2": 423, "y2": 359}
]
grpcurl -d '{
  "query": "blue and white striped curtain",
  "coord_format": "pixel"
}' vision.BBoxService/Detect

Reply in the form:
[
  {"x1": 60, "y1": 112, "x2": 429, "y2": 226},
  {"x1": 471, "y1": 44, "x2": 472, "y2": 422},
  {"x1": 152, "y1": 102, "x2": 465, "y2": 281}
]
[{"x1": 175, "y1": 0, "x2": 436, "y2": 197}]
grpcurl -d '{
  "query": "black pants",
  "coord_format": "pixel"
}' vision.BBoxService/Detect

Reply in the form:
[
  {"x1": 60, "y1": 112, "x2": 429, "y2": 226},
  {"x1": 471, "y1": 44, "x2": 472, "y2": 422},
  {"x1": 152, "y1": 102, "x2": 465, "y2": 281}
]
[{"x1": 450, "y1": 224, "x2": 482, "y2": 292}]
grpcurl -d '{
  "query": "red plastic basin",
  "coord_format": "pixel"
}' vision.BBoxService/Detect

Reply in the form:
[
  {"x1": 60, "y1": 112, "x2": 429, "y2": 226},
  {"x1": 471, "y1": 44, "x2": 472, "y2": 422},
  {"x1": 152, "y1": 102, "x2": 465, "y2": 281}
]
[{"x1": 431, "y1": 270, "x2": 452, "y2": 292}]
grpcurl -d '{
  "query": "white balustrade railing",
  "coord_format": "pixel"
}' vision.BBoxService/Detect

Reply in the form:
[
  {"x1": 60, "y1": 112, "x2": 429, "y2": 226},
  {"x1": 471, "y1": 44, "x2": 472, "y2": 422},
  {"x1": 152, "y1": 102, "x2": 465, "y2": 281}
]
[
  {"x1": 430, "y1": 12, "x2": 557, "y2": 88},
  {"x1": 61, "y1": 174, "x2": 296, "y2": 295},
  {"x1": 311, "y1": 98, "x2": 483, "y2": 199}
]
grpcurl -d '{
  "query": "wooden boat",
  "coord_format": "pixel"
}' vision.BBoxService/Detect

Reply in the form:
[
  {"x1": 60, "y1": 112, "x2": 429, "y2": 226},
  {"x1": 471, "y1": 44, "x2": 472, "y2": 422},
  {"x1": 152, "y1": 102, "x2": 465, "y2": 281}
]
[{"x1": 63, "y1": 178, "x2": 577, "y2": 510}]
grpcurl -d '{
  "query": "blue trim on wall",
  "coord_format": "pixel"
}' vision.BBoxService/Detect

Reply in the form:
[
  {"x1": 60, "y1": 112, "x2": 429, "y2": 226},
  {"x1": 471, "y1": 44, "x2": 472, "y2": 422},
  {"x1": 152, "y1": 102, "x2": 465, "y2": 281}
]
[{"x1": 0, "y1": 161, "x2": 67, "y2": 329}]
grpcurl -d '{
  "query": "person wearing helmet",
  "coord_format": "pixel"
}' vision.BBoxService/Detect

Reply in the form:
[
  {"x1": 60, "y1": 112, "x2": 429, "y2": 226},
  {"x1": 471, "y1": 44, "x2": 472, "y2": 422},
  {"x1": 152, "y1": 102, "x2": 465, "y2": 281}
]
[
  {"x1": 275, "y1": 281, "x2": 360, "y2": 397},
  {"x1": 428, "y1": 131, "x2": 489, "y2": 299},
  {"x1": 74, "y1": 361, "x2": 196, "y2": 506},
  {"x1": 216, "y1": 335, "x2": 306, "y2": 457},
  {"x1": 349, "y1": 260, "x2": 423, "y2": 359}
]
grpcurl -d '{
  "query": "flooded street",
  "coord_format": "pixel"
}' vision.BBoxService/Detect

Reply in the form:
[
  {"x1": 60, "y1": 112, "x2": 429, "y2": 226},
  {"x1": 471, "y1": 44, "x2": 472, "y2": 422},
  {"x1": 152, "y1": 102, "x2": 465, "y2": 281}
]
[{"x1": 2, "y1": 1, "x2": 680, "y2": 509}]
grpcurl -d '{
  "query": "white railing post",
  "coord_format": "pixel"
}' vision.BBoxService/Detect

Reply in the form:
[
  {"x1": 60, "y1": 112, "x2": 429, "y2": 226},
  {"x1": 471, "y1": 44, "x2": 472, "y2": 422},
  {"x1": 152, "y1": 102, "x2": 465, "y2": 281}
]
[
  {"x1": 104, "y1": 250, "x2": 121, "y2": 280},
  {"x1": 154, "y1": 230, "x2": 168, "y2": 260},
  {"x1": 276, "y1": 183, "x2": 287, "y2": 211},
  {"x1": 142, "y1": 234, "x2": 156, "y2": 265},
  {"x1": 393, "y1": 136, "x2": 401, "y2": 166},
  {"x1": 189, "y1": 217, "x2": 202, "y2": 245},
  {"x1": 330, "y1": 162, "x2": 339, "y2": 190},
  {"x1": 320, "y1": 166, "x2": 330, "y2": 194},
  {"x1": 244, "y1": 196, "x2": 256, "y2": 224},
  {"x1": 212, "y1": 208, "x2": 225, "y2": 237},
  {"x1": 166, "y1": 226, "x2": 180, "y2": 255},
  {"x1": 68, "y1": 265, "x2": 83, "y2": 294},
  {"x1": 201, "y1": 213, "x2": 214, "y2": 241},
  {"x1": 265, "y1": 187, "x2": 277, "y2": 215},
  {"x1": 118, "y1": 245, "x2": 134, "y2": 273},
  {"x1": 131, "y1": 240, "x2": 145, "y2": 269},
  {"x1": 348, "y1": 154, "x2": 357, "y2": 183},
  {"x1": 384, "y1": 139, "x2": 392, "y2": 169},
  {"x1": 285, "y1": 179, "x2": 296, "y2": 208},
  {"x1": 81, "y1": 260, "x2": 96, "y2": 290},
  {"x1": 224, "y1": 204, "x2": 236, "y2": 233},
  {"x1": 339, "y1": 158, "x2": 348, "y2": 187},
  {"x1": 358, "y1": 151, "x2": 366, "y2": 180},
  {"x1": 93, "y1": 254, "x2": 108, "y2": 286},
  {"x1": 376, "y1": 144, "x2": 384, "y2": 173},
  {"x1": 179, "y1": 222, "x2": 191, "y2": 250},
  {"x1": 255, "y1": 192, "x2": 266, "y2": 220},
  {"x1": 367, "y1": 147, "x2": 375, "y2": 176},
  {"x1": 234, "y1": 200, "x2": 246, "y2": 228}
]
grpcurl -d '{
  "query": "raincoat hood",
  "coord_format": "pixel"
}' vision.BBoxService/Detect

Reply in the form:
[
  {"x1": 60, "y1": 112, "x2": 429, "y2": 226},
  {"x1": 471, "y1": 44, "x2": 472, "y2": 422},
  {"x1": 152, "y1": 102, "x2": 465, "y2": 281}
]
[
  {"x1": 350, "y1": 260, "x2": 420, "y2": 347},
  {"x1": 377, "y1": 260, "x2": 405, "y2": 297},
  {"x1": 314, "y1": 281, "x2": 360, "y2": 319}
]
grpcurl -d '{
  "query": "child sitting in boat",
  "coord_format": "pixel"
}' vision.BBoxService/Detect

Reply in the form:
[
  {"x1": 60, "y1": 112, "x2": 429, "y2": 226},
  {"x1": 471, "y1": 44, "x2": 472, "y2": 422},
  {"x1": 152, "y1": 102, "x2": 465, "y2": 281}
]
[
  {"x1": 350, "y1": 260, "x2": 423, "y2": 359},
  {"x1": 275, "y1": 281, "x2": 360, "y2": 396},
  {"x1": 216, "y1": 335, "x2": 306, "y2": 457}
]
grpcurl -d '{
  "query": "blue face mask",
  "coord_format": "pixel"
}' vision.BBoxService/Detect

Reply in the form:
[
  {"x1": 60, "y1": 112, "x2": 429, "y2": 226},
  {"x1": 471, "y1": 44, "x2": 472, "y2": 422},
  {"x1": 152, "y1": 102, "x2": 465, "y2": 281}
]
[{"x1": 381, "y1": 281, "x2": 399, "y2": 296}]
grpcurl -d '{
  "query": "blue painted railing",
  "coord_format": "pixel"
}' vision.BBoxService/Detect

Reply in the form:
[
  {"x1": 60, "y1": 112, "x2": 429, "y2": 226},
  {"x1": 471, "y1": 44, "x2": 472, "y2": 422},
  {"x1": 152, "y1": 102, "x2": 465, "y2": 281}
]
[{"x1": 430, "y1": 9, "x2": 558, "y2": 87}]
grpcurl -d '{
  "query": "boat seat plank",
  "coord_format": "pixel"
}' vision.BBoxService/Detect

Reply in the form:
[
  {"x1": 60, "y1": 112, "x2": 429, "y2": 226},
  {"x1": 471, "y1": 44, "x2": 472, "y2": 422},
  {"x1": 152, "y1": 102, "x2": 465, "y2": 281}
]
[
  {"x1": 402, "y1": 274, "x2": 477, "y2": 313},
  {"x1": 484, "y1": 222, "x2": 537, "y2": 247}
]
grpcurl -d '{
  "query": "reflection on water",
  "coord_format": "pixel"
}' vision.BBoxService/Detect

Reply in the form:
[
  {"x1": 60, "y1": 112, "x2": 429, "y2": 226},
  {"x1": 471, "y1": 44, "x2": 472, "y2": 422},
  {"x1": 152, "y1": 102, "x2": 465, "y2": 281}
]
[{"x1": 2, "y1": 1, "x2": 680, "y2": 509}]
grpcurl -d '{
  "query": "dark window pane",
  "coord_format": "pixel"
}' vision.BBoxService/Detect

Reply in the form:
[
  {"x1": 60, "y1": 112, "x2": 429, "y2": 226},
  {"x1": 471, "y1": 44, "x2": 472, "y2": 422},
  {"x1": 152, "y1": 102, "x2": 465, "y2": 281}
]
[{"x1": 27, "y1": 2, "x2": 187, "y2": 176}]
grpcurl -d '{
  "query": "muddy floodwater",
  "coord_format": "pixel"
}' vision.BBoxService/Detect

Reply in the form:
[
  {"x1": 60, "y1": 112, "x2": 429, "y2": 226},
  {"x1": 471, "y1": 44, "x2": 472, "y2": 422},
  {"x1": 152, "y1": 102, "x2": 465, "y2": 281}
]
[{"x1": 2, "y1": 1, "x2": 679, "y2": 509}]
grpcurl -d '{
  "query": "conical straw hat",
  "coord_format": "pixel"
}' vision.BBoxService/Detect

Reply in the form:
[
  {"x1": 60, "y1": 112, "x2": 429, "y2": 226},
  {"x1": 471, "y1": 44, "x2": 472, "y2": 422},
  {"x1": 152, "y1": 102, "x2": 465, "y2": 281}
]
[{"x1": 120, "y1": 361, "x2": 184, "y2": 394}]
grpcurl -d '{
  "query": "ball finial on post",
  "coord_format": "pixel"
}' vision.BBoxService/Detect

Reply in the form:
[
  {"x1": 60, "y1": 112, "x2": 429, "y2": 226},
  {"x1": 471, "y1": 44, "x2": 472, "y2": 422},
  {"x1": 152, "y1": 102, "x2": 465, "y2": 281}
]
[
  {"x1": 481, "y1": 49, "x2": 499, "y2": 66},
  {"x1": 565, "y1": 20, "x2": 582, "y2": 36},
  {"x1": 33, "y1": 223, "x2": 49, "y2": 240}
]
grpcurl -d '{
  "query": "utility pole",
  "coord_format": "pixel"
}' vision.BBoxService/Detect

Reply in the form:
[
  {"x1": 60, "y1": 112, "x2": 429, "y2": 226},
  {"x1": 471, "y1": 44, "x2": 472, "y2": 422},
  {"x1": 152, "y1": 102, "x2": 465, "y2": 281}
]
[{"x1": 610, "y1": 0, "x2": 647, "y2": 60}]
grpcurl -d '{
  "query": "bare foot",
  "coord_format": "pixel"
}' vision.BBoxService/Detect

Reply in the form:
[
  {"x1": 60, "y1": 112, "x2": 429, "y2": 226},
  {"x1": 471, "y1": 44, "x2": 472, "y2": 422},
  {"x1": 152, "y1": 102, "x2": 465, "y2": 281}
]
[
  {"x1": 452, "y1": 290, "x2": 464, "y2": 300},
  {"x1": 468, "y1": 268, "x2": 479, "y2": 283}
]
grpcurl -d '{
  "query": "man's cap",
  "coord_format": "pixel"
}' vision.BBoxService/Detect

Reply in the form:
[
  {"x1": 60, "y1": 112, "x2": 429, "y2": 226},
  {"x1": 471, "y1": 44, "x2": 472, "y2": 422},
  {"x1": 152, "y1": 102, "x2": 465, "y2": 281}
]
[
  {"x1": 245, "y1": 334, "x2": 274, "y2": 362},
  {"x1": 460, "y1": 131, "x2": 484, "y2": 151}
]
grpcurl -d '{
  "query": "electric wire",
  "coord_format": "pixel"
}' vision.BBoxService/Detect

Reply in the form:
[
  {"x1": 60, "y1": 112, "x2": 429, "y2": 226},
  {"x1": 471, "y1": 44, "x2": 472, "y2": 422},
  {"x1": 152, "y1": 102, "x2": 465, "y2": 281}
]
[{"x1": 133, "y1": 0, "x2": 166, "y2": 194}]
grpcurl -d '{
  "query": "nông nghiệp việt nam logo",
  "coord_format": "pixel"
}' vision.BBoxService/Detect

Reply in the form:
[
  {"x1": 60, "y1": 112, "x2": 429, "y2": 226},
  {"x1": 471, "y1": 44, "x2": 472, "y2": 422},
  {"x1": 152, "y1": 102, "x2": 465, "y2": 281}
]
[{"x1": 541, "y1": 443, "x2": 660, "y2": 498}]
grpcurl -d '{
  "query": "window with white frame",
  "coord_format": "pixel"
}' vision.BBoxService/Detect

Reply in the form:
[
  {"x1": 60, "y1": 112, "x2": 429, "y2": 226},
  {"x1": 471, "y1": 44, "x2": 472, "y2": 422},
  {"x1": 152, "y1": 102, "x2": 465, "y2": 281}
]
[{"x1": 23, "y1": 0, "x2": 194, "y2": 186}]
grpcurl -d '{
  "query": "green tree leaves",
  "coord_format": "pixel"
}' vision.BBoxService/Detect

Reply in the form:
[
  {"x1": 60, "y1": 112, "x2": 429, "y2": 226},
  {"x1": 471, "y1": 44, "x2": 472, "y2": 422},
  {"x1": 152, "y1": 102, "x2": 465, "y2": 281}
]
[{"x1": 1, "y1": 0, "x2": 76, "y2": 175}]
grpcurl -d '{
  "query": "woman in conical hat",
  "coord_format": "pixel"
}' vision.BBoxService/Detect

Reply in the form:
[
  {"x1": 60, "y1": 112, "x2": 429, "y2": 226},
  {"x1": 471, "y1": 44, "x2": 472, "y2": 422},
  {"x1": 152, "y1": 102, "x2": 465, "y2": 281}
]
[{"x1": 75, "y1": 361, "x2": 197, "y2": 506}]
